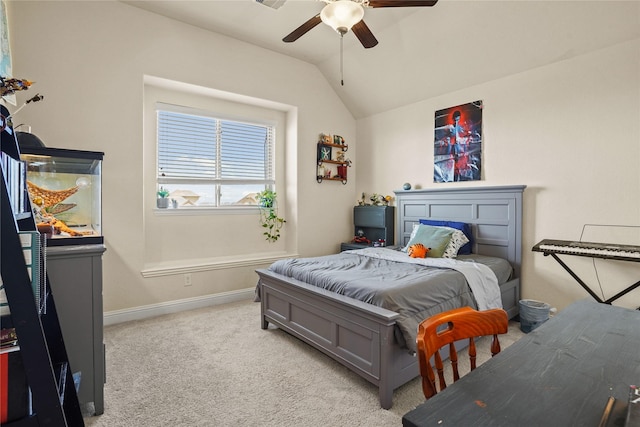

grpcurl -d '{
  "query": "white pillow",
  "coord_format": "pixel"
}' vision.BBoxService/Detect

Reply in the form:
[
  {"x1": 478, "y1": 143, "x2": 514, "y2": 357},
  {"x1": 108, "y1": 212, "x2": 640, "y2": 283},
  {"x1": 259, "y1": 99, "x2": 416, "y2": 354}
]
[
  {"x1": 441, "y1": 227, "x2": 470, "y2": 258},
  {"x1": 402, "y1": 223, "x2": 421, "y2": 252}
]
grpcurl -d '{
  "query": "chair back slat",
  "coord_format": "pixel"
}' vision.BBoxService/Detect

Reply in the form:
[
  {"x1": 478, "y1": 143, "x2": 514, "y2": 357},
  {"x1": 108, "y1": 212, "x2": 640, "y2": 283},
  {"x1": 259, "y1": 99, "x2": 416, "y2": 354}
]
[{"x1": 416, "y1": 307, "x2": 509, "y2": 399}]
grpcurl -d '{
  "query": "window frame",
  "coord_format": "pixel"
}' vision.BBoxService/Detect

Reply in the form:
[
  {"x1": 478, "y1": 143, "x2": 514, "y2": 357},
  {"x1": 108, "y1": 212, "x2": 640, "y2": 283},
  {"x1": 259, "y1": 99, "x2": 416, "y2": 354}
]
[{"x1": 155, "y1": 102, "x2": 278, "y2": 210}]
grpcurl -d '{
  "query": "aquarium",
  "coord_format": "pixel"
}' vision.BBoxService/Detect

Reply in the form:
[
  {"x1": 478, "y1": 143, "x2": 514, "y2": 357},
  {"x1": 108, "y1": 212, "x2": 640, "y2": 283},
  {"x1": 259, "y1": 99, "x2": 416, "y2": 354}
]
[{"x1": 20, "y1": 146, "x2": 103, "y2": 246}]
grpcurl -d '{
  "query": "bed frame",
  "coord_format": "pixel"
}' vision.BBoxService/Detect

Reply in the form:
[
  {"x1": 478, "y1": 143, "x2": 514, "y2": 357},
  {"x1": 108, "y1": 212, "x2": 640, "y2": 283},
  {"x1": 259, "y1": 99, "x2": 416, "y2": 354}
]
[{"x1": 256, "y1": 185, "x2": 525, "y2": 409}]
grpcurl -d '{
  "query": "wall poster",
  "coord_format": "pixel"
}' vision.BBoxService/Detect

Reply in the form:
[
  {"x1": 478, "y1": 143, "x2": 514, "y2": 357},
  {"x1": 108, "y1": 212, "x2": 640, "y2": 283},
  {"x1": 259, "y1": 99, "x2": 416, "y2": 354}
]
[{"x1": 433, "y1": 100, "x2": 483, "y2": 183}]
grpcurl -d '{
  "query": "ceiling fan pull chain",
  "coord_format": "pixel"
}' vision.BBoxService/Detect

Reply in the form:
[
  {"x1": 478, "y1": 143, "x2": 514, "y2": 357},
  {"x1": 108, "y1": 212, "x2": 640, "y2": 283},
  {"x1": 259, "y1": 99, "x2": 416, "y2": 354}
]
[{"x1": 340, "y1": 33, "x2": 344, "y2": 86}]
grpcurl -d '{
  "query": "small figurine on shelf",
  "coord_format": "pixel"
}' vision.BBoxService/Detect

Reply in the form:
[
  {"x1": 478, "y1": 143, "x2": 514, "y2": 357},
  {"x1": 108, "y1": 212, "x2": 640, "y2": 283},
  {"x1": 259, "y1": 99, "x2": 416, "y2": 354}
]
[
  {"x1": 351, "y1": 235, "x2": 371, "y2": 244},
  {"x1": 319, "y1": 133, "x2": 332, "y2": 144},
  {"x1": 0, "y1": 77, "x2": 33, "y2": 97},
  {"x1": 333, "y1": 135, "x2": 345, "y2": 145},
  {"x1": 357, "y1": 192, "x2": 393, "y2": 206},
  {"x1": 336, "y1": 150, "x2": 352, "y2": 167}
]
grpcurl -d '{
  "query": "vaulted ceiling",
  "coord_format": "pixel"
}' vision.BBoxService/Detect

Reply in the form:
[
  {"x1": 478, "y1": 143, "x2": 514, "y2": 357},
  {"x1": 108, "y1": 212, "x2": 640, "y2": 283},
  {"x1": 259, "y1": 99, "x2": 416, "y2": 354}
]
[{"x1": 123, "y1": 0, "x2": 640, "y2": 118}]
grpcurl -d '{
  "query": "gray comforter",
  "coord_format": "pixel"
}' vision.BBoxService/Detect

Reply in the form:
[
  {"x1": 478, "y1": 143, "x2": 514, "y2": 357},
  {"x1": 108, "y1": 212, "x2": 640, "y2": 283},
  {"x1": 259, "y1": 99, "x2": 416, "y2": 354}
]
[{"x1": 265, "y1": 248, "x2": 513, "y2": 351}]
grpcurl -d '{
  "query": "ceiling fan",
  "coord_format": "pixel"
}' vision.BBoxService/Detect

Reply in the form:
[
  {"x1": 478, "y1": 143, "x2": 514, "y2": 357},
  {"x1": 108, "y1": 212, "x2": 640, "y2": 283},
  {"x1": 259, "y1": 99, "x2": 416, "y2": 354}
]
[{"x1": 283, "y1": 0, "x2": 439, "y2": 48}]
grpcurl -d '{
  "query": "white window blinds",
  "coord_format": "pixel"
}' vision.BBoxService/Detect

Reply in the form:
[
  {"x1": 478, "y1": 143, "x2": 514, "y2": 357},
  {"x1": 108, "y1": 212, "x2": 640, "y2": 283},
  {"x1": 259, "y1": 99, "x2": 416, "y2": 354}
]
[{"x1": 156, "y1": 104, "x2": 275, "y2": 207}]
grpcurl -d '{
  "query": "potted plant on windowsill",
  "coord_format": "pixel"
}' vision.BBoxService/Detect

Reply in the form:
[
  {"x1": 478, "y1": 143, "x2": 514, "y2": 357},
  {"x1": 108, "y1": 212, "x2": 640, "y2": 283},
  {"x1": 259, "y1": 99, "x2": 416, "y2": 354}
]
[
  {"x1": 256, "y1": 190, "x2": 286, "y2": 242},
  {"x1": 257, "y1": 189, "x2": 276, "y2": 208},
  {"x1": 157, "y1": 186, "x2": 170, "y2": 208}
]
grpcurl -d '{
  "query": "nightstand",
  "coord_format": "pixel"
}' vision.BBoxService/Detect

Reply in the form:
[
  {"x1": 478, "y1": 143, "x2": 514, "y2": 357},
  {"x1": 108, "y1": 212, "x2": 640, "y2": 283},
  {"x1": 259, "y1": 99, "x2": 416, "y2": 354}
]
[
  {"x1": 340, "y1": 242, "x2": 370, "y2": 251},
  {"x1": 341, "y1": 206, "x2": 395, "y2": 251}
]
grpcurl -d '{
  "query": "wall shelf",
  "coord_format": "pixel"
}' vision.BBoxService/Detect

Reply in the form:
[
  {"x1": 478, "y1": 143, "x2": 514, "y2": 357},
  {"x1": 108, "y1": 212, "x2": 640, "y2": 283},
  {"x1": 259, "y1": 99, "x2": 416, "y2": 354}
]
[
  {"x1": 316, "y1": 135, "x2": 350, "y2": 185},
  {"x1": 317, "y1": 159, "x2": 346, "y2": 165}
]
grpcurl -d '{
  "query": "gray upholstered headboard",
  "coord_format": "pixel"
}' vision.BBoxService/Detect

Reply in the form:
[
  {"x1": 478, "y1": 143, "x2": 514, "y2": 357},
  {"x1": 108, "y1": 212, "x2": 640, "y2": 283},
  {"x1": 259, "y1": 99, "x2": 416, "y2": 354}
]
[{"x1": 394, "y1": 185, "x2": 526, "y2": 279}]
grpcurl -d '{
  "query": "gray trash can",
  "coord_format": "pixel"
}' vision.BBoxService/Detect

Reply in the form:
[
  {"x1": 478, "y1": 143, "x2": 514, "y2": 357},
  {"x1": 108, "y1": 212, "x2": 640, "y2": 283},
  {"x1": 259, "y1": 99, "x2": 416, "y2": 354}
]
[{"x1": 518, "y1": 299, "x2": 551, "y2": 333}]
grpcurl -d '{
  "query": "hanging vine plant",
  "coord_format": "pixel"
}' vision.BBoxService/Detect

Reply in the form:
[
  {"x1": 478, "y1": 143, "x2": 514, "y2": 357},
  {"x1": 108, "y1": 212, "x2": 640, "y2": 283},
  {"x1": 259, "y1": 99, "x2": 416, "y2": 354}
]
[{"x1": 256, "y1": 190, "x2": 286, "y2": 242}]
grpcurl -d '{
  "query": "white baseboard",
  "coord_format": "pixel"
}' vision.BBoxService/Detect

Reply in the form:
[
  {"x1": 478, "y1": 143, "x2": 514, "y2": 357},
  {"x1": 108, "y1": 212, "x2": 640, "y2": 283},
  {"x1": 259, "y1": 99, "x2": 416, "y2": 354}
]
[{"x1": 104, "y1": 287, "x2": 255, "y2": 326}]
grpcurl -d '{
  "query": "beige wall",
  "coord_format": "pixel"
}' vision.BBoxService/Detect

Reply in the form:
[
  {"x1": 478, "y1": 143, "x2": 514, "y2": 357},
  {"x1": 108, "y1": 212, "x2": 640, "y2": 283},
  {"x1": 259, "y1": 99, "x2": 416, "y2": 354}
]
[
  {"x1": 7, "y1": 1, "x2": 359, "y2": 315},
  {"x1": 7, "y1": 1, "x2": 640, "y2": 317},
  {"x1": 357, "y1": 39, "x2": 640, "y2": 311}
]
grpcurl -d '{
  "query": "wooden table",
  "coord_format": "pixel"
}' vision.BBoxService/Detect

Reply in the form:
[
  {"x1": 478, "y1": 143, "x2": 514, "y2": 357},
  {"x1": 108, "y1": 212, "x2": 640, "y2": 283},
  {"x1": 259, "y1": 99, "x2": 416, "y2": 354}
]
[{"x1": 402, "y1": 299, "x2": 640, "y2": 426}]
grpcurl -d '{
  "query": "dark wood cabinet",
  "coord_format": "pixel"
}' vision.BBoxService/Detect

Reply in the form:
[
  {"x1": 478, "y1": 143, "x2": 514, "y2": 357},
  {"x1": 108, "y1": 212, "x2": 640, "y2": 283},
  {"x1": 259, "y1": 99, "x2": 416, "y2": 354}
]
[
  {"x1": 341, "y1": 206, "x2": 395, "y2": 251},
  {"x1": 47, "y1": 244, "x2": 105, "y2": 415}
]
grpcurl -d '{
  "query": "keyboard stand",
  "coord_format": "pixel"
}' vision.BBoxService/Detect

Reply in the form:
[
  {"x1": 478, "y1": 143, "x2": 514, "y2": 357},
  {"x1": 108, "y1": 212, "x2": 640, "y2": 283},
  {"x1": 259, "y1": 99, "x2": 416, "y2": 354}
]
[
  {"x1": 533, "y1": 239, "x2": 640, "y2": 305},
  {"x1": 545, "y1": 252, "x2": 640, "y2": 304}
]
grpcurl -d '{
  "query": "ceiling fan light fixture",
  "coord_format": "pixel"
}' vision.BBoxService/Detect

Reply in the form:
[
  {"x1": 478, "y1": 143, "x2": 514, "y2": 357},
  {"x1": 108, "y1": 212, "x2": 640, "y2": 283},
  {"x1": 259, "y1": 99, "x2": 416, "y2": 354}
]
[{"x1": 320, "y1": 0, "x2": 365, "y2": 34}]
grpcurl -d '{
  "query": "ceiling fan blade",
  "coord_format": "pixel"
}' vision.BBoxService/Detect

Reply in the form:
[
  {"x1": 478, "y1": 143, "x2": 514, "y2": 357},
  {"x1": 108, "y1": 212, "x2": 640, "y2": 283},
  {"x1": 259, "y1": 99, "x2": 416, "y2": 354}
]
[
  {"x1": 352, "y1": 20, "x2": 378, "y2": 49},
  {"x1": 368, "y1": 0, "x2": 438, "y2": 7},
  {"x1": 283, "y1": 14, "x2": 322, "y2": 43}
]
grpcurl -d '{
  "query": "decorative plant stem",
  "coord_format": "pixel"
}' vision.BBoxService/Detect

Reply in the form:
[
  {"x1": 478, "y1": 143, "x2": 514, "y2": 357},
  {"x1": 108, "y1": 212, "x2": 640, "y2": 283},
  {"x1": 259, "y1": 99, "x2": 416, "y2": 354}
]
[
  {"x1": 256, "y1": 189, "x2": 286, "y2": 242},
  {"x1": 260, "y1": 207, "x2": 286, "y2": 242}
]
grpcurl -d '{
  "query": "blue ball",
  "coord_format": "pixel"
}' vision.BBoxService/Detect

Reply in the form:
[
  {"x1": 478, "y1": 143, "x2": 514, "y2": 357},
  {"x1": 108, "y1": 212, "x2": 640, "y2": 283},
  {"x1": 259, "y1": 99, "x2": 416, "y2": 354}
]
[{"x1": 403, "y1": 183, "x2": 411, "y2": 190}]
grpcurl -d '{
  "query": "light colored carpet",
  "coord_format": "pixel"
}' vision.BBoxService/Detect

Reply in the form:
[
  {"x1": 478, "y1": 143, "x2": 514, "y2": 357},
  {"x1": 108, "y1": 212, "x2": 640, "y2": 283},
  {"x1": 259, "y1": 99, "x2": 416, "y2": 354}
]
[{"x1": 83, "y1": 299, "x2": 524, "y2": 427}]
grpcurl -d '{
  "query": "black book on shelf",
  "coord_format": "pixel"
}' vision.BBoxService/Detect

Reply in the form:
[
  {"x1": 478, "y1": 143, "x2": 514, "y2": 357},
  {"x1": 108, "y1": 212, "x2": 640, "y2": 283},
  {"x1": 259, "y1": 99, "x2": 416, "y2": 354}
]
[{"x1": 0, "y1": 350, "x2": 30, "y2": 424}]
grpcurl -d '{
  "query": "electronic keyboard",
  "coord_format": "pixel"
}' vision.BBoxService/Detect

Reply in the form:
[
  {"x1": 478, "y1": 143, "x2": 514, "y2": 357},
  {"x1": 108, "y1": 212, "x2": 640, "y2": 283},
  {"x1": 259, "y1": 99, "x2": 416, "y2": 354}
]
[
  {"x1": 532, "y1": 238, "x2": 640, "y2": 305},
  {"x1": 533, "y1": 239, "x2": 640, "y2": 262}
]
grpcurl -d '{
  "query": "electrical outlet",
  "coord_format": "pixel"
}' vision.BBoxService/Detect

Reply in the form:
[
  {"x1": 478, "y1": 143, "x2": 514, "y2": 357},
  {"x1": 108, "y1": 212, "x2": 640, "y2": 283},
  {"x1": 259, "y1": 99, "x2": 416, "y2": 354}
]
[{"x1": 184, "y1": 273, "x2": 192, "y2": 287}]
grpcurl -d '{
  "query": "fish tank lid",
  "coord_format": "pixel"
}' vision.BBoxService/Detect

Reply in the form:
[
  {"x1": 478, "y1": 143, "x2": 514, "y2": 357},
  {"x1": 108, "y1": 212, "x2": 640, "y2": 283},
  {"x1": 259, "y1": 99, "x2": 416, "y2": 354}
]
[{"x1": 20, "y1": 145, "x2": 104, "y2": 161}]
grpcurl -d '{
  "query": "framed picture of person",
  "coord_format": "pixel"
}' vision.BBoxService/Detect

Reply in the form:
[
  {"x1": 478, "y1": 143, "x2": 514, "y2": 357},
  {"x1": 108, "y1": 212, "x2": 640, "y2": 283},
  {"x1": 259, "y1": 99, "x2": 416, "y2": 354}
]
[{"x1": 433, "y1": 100, "x2": 483, "y2": 183}]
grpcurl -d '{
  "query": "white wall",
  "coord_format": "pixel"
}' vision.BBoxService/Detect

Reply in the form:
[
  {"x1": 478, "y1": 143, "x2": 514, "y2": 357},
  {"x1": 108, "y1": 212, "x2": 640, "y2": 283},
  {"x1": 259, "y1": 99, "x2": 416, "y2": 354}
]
[
  {"x1": 357, "y1": 39, "x2": 640, "y2": 311},
  {"x1": 7, "y1": 1, "x2": 358, "y2": 315},
  {"x1": 7, "y1": 1, "x2": 639, "y2": 317}
]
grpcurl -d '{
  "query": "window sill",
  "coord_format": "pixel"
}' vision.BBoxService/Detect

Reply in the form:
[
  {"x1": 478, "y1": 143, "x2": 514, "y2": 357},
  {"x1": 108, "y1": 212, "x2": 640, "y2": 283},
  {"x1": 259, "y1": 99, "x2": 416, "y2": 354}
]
[{"x1": 153, "y1": 206, "x2": 259, "y2": 216}]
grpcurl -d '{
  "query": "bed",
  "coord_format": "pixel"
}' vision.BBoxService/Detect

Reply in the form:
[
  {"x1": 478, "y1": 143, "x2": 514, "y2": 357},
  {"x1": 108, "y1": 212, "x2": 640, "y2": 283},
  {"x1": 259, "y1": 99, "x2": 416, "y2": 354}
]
[{"x1": 256, "y1": 185, "x2": 525, "y2": 409}]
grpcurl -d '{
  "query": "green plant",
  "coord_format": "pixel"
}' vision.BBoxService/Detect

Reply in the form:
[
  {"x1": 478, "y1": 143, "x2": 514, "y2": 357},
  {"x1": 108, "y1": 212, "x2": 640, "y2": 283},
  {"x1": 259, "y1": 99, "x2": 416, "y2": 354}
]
[
  {"x1": 256, "y1": 190, "x2": 286, "y2": 242},
  {"x1": 260, "y1": 208, "x2": 286, "y2": 242},
  {"x1": 157, "y1": 186, "x2": 170, "y2": 198},
  {"x1": 256, "y1": 189, "x2": 276, "y2": 208}
]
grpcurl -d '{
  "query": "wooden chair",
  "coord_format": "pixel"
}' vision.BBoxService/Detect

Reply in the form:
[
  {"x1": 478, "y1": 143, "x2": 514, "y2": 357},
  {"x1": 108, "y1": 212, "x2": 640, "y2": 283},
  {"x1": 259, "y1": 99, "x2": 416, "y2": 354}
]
[{"x1": 416, "y1": 306, "x2": 509, "y2": 399}]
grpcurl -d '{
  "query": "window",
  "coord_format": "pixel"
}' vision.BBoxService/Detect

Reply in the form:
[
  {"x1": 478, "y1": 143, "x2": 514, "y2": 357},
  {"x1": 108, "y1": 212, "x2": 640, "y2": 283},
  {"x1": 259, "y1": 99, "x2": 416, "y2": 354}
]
[{"x1": 156, "y1": 103, "x2": 275, "y2": 207}]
